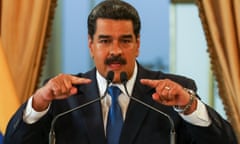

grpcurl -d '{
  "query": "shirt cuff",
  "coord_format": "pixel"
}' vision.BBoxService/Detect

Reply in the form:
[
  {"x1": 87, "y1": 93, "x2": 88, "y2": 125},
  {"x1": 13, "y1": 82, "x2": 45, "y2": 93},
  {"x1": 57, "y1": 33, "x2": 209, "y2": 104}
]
[
  {"x1": 23, "y1": 96, "x2": 50, "y2": 124},
  {"x1": 177, "y1": 99, "x2": 211, "y2": 127}
]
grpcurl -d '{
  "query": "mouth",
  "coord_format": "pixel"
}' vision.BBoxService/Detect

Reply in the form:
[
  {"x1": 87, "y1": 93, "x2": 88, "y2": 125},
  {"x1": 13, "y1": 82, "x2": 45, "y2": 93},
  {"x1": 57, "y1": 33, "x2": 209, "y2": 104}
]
[
  {"x1": 108, "y1": 62, "x2": 122, "y2": 70},
  {"x1": 105, "y1": 56, "x2": 126, "y2": 70}
]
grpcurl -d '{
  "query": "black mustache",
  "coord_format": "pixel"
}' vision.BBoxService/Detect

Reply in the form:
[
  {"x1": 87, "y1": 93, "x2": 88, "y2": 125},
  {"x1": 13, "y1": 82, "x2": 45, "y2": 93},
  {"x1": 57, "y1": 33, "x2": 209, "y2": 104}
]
[{"x1": 105, "y1": 55, "x2": 127, "y2": 65}]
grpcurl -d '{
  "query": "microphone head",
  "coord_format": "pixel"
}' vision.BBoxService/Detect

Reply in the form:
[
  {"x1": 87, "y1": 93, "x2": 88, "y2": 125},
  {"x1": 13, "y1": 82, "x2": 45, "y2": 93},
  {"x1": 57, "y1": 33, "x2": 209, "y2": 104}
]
[
  {"x1": 120, "y1": 71, "x2": 128, "y2": 84},
  {"x1": 106, "y1": 71, "x2": 114, "y2": 83}
]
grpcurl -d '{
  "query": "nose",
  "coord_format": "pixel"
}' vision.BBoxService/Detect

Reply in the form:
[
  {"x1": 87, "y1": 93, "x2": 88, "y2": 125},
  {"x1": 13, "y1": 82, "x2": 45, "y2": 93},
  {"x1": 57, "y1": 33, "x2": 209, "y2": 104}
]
[{"x1": 109, "y1": 40, "x2": 122, "y2": 56}]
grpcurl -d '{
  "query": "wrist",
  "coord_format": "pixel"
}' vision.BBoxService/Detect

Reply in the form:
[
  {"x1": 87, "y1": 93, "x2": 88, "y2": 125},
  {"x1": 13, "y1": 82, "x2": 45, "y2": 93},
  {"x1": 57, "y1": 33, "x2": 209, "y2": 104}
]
[
  {"x1": 32, "y1": 89, "x2": 51, "y2": 112},
  {"x1": 173, "y1": 88, "x2": 197, "y2": 114}
]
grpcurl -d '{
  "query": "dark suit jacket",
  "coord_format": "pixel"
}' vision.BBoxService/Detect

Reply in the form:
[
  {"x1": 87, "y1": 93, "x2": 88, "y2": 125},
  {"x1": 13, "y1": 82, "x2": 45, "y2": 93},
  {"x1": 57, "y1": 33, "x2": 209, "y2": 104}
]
[{"x1": 4, "y1": 65, "x2": 237, "y2": 144}]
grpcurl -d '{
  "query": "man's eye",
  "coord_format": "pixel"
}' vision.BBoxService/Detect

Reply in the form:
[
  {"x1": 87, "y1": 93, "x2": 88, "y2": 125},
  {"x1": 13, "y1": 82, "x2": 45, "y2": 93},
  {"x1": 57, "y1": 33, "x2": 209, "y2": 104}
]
[
  {"x1": 121, "y1": 39, "x2": 131, "y2": 43},
  {"x1": 99, "y1": 39, "x2": 111, "y2": 44}
]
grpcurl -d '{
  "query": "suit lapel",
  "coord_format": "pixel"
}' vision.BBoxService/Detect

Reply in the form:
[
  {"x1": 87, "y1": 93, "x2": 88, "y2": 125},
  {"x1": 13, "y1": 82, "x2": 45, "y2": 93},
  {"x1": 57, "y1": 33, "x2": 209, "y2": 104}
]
[
  {"x1": 77, "y1": 69, "x2": 106, "y2": 144},
  {"x1": 120, "y1": 65, "x2": 158, "y2": 144}
]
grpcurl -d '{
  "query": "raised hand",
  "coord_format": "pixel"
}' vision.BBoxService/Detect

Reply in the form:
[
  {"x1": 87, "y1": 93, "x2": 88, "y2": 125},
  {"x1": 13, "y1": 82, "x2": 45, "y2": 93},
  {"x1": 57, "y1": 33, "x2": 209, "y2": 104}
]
[
  {"x1": 140, "y1": 79, "x2": 197, "y2": 114},
  {"x1": 32, "y1": 74, "x2": 91, "y2": 111}
]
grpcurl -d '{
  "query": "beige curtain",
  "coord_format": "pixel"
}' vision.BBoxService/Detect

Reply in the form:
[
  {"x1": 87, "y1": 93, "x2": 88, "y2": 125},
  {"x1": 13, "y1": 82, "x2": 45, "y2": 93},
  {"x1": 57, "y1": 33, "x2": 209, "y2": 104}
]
[
  {"x1": 0, "y1": 38, "x2": 20, "y2": 134},
  {"x1": 196, "y1": 0, "x2": 240, "y2": 141},
  {"x1": 0, "y1": 0, "x2": 57, "y2": 133}
]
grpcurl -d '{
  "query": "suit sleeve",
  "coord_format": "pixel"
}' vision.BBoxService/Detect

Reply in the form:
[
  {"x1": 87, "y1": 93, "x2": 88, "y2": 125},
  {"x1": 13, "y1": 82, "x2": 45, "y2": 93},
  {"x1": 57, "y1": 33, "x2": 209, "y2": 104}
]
[
  {"x1": 4, "y1": 103, "x2": 51, "y2": 144},
  {"x1": 180, "y1": 102, "x2": 238, "y2": 144},
  {"x1": 165, "y1": 73, "x2": 237, "y2": 143}
]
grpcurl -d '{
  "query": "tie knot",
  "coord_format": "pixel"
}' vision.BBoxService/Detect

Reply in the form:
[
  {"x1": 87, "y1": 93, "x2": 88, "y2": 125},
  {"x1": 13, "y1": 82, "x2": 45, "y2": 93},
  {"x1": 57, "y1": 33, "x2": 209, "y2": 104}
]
[{"x1": 108, "y1": 86, "x2": 121, "y2": 103}]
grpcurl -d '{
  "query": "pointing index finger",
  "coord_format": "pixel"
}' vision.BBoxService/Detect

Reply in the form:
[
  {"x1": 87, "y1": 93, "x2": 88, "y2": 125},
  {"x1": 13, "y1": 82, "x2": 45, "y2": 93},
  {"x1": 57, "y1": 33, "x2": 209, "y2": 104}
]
[
  {"x1": 140, "y1": 79, "x2": 159, "y2": 88},
  {"x1": 70, "y1": 75, "x2": 92, "y2": 85}
]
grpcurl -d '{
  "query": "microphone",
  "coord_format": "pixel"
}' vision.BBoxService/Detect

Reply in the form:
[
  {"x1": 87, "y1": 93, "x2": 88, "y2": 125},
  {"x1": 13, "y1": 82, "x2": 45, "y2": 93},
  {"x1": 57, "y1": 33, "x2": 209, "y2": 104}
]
[
  {"x1": 120, "y1": 72, "x2": 176, "y2": 144},
  {"x1": 49, "y1": 71, "x2": 114, "y2": 144}
]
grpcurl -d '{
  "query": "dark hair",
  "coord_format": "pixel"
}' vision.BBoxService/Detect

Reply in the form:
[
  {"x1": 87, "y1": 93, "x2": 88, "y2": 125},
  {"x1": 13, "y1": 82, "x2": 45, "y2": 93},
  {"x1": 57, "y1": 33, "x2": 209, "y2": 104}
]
[{"x1": 87, "y1": 0, "x2": 141, "y2": 39}]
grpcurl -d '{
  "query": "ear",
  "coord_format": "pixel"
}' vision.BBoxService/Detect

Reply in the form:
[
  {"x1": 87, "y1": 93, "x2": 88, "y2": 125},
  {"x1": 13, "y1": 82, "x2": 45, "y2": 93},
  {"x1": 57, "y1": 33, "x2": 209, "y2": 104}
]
[
  {"x1": 88, "y1": 35, "x2": 94, "y2": 58},
  {"x1": 136, "y1": 35, "x2": 140, "y2": 57}
]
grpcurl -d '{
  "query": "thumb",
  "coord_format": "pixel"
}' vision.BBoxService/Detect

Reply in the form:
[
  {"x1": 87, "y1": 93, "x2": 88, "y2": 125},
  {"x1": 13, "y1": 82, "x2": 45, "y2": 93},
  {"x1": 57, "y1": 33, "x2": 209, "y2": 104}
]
[{"x1": 69, "y1": 87, "x2": 78, "y2": 95}]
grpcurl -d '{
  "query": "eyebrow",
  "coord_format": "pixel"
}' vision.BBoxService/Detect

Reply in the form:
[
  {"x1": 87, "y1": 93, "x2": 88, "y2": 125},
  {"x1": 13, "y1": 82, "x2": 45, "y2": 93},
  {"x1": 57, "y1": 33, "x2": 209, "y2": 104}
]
[
  {"x1": 98, "y1": 35, "x2": 111, "y2": 39},
  {"x1": 98, "y1": 34, "x2": 133, "y2": 39},
  {"x1": 121, "y1": 35, "x2": 133, "y2": 39}
]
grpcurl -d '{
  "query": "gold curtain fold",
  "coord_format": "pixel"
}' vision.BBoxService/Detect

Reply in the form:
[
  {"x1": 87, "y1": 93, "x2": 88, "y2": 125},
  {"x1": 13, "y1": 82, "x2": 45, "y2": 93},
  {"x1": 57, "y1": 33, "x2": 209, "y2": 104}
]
[
  {"x1": 0, "y1": 37, "x2": 20, "y2": 134},
  {"x1": 0, "y1": 0, "x2": 57, "y2": 133},
  {"x1": 196, "y1": 0, "x2": 240, "y2": 141}
]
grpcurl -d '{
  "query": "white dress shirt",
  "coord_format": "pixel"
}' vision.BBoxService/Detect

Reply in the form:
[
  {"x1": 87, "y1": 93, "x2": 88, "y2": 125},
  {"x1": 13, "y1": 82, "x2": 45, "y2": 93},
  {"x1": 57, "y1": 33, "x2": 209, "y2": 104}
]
[{"x1": 23, "y1": 62, "x2": 211, "y2": 129}]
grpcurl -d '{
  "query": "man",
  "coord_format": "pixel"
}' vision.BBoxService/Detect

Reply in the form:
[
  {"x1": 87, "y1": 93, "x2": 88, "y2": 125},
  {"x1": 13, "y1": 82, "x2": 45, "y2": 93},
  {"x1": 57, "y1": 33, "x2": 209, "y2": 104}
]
[{"x1": 4, "y1": 0, "x2": 237, "y2": 144}]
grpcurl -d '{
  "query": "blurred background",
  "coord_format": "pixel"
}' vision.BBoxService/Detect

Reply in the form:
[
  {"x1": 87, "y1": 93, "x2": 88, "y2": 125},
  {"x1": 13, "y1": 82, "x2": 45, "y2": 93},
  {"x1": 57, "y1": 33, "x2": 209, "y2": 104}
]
[{"x1": 41, "y1": 0, "x2": 226, "y2": 118}]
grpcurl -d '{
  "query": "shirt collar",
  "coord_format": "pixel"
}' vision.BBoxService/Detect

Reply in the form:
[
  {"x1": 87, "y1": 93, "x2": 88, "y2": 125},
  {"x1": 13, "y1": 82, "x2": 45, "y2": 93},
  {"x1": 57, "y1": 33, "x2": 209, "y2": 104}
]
[{"x1": 96, "y1": 62, "x2": 138, "y2": 97}]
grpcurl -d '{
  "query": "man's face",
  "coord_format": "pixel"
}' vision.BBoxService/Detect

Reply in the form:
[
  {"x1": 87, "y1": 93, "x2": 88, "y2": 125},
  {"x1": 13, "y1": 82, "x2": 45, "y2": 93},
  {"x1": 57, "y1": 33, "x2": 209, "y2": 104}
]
[{"x1": 88, "y1": 18, "x2": 140, "y2": 83}]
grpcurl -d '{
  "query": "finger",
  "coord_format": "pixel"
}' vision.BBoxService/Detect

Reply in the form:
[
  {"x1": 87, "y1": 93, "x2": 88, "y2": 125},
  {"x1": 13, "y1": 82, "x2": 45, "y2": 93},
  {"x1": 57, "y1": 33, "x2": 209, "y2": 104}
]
[
  {"x1": 160, "y1": 88, "x2": 169, "y2": 98},
  {"x1": 63, "y1": 78, "x2": 73, "y2": 94},
  {"x1": 152, "y1": 93, "x2": 176, "y2": 106},
  {"x1": 156, "y1": 83, "x2": 166, "y2": 94},
  {"x1": 70, "y1": 75, "x2": 92, "y2": 85},
  {"x1": 161, "y1": 100, "x2": 176, "y2": 106},
  {"x1": 152, "y1": 93, "x2": 160, "y2": 101},
  {"x1": 155, "y1": 86, "x2": 173, "y2": 102},
  {"x1": 140, "y1": 79, "x2": 160, "y2": 88},
  {"x1": 65, "y1": 76, "x2": 91, "y2": 95},
  {"x1": 69, "y1": 87, "x2": 78, "y2": 95},
  {"x1": 61, "y1": 76, "x2": 91, "y2": 96},
  {"x1": 152, "y1": 93, "x2": 170, "y2": 104},
  {"x1": 55, "y1": 81, "x2": 76, "y2": 96},
  {"x1": 63, "y1": 76, "x2": 72, "y2": 87},
  {"x1": 48, "y1": 78, "x2": 69, "y2": 97},
  {"x1": 50, "y1": 80, "x2": 61, "y2": 96}
]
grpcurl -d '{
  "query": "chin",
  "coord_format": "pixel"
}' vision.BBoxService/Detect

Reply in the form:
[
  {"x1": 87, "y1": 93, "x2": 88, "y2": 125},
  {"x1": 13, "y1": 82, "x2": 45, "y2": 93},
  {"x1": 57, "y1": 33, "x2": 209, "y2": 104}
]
[{"x1": 112, "y1": 76, "x2": 121, "y2": 84}]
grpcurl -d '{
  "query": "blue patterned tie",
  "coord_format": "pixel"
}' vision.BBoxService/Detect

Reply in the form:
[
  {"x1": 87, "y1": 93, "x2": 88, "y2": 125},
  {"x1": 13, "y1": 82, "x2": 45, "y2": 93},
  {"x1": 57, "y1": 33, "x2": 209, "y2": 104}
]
[{"x1": 107, "y1": 86, "x2": 123, "y2": 144}]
